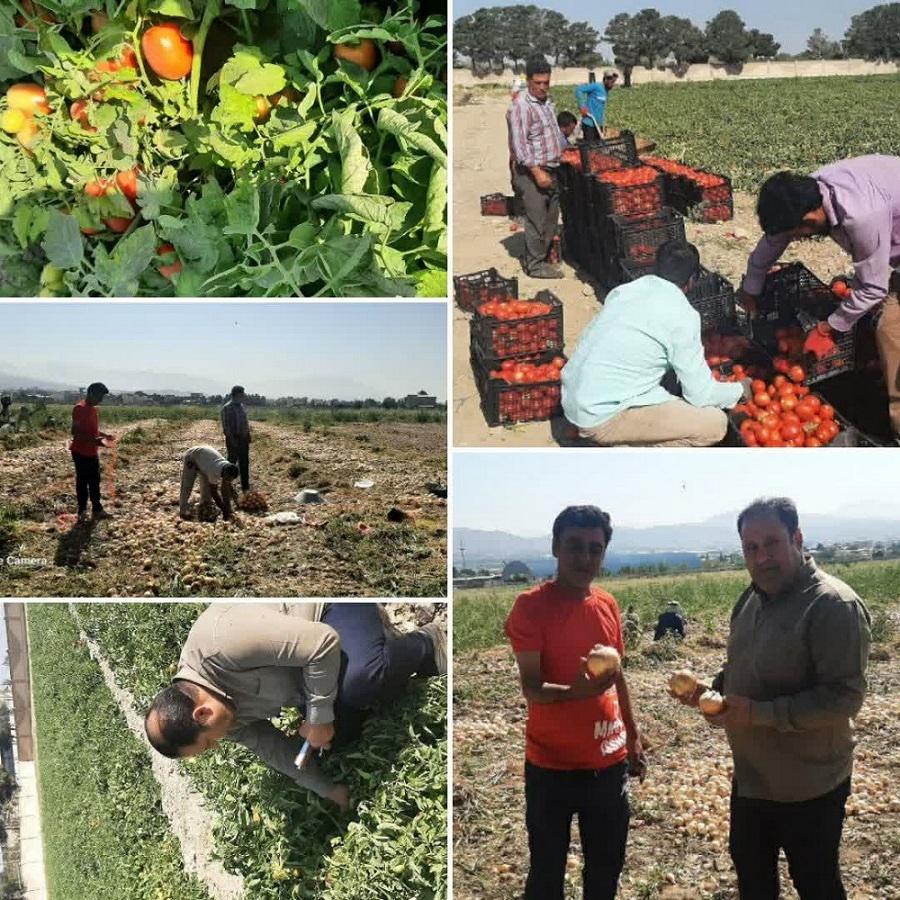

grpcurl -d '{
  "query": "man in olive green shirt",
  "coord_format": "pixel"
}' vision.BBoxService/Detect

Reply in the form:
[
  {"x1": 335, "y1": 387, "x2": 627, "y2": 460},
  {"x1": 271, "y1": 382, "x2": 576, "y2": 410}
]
[
  {"x1": 144, "y1": 603, "x2": 446, "y2": 809},
  {"x1": 676, "y1": 497, "x2": 871, "y2": 899}
]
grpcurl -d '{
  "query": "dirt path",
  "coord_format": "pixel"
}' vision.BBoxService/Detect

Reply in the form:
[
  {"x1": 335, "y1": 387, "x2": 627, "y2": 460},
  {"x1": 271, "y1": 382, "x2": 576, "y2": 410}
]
[
  {"x1": 452, "y1": 97, "x2": 858, "y2": 447},
  {"x1": 0, "y1": 419, "x2": 447, "y2": 597},
  {"x1": 453, "y1": 630, "x2": 900, "y2": 899}
]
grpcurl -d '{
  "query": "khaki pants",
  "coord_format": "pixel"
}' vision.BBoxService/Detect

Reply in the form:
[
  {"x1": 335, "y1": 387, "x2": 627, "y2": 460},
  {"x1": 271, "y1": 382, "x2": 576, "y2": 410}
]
[
  {"x1": 576, "y1": 399, "x2": 729, "y2": 447},
  {"x1": 876, "y1": 274, "x2": 900, "y2": 438},
  {"x1": 179, "y1": 456, "x2": 212, "y2": 515}
]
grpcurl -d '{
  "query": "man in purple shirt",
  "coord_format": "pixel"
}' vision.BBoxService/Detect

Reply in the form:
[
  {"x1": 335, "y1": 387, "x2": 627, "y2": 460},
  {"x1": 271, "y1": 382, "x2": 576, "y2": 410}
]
[
  {"x1": 738, "y1": 155, "x2": 900, "y2": 438},
  {"x1": 507, "y1": 57, "x2": 568, "y2": 279}
]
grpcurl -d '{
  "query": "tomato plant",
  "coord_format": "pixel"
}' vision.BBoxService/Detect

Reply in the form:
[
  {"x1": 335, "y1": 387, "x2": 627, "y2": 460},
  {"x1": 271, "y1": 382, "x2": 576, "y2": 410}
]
[{"x1": 0, "y1": 0, "x2": 447, "y2": 297}]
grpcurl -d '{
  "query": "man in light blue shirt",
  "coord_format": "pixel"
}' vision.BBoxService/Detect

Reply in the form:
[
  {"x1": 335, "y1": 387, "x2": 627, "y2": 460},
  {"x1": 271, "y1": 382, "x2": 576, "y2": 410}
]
[
  {"x1": 562, "y1": 241, "x2": 749, "y2": 446},
  {"x1": 574, "y1": 70, "x2": 617, "y2": 142}
]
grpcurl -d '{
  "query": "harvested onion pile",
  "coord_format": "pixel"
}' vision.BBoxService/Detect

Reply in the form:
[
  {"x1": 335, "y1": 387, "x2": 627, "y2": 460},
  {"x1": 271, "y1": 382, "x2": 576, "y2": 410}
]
[{"x1": 238, "y1": 490, "x2": 268, "y2": 512}]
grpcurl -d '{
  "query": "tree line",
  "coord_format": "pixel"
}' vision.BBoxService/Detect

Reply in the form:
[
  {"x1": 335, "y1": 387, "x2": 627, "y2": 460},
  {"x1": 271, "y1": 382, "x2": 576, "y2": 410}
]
[{"x1": 454, "y1": 4, "x2": 900, "y2": 84}]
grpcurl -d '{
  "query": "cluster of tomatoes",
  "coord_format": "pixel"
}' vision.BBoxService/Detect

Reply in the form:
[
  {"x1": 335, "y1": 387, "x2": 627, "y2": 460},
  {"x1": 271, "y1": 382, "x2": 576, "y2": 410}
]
[
  {"x1": 597, "y1": 165, "x2": 659, "y2": 187},
  {"x1": 1, "y1": 82, "x2": 49, "y2": 149},
  {"x1": 477, "y1": 300, "x2": 561, "y2": 356},
  {"x1": 587, "y1": 153, "x2": 625, "y2": 174},
  {"x1": 487, "y1": 358, "x2": 566, "y2": 424},
  {"x1": 594, "y1": 167, "x2": 663, "y2": 219},
  {"x1": 560, "y1": 147, "x2": 582, "y2": 170},
  {"x1": 626, "y1": 242, "x2": 657, "y2": 264},
  {"x1": 734, "y1": 374, "x2": 841, "y2": 447},
  {"x1": 489, "y1": 356, "x2": 565, "y2": 384},
  {"x1": 698, "y1": 203, "x2": 733, "y2": 223}
]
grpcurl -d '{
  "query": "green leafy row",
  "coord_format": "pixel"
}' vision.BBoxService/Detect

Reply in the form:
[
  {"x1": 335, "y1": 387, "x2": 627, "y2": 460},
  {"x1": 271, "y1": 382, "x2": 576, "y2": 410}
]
[
  {"x1": 554, "y1": 73, "x2": 900, "y2": 192},
  {"x1": 75, "y1": 602, "x2": 448, "y2": 899},
  {"x1": 27, "y1": 603, "x2": 213, "y2": 900},
  {"x1": 0, "y1": 0, "x2": 447, "y2": 296}
]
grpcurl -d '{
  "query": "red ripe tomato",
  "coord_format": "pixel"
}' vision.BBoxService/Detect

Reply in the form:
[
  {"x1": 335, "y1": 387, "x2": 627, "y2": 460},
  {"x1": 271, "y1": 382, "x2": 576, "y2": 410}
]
[
  {"x1": 780, "y1": 396, "x2": 798, "y2": 412},
  {"x1": 820, "y1": 404, "x2": 835, "y2": 420},
  {"x1": 85, "y1": 178, "x2": 111, "y2": 197},
  {"x1": 773, "y1": 357, "x2": 790, "y2": 374},
  {"x1": 772, "y1": 375, "x2": 787, "y2": 388},
  {"x1": 788, "y1": 365, "x2": 806, "y2": 384},
  {"x1": 751, "y1": 379, "x2": 766, "y2": 395},
  {"x1": 744, "y1": 432, "x2": 759, "y2": 447},
  {"x1": 753, "y1": 391, "x2": 771, "y2": 408},
  {"x1": 760, "y1": 413, "x2": 781, "y2": 431},
  {"x1": 780, "y1": 422, "x2": 803, "y2": 441},
  {"x1": 768, "y1": 401, "x2": 782, "y2": 416},
  {"x1": 805, "y1": 437, "x2": 822, "y2": 448},
  {"x1": 795, "y1": 385, "x2": 810, "y2": 397},
  {"x1": 142, "y1": 23, "x2": 194, "y2": 80},
  {"x1": 102, "y1": 216, "x2": 134, "y2": 233},
  {"x1": 115, "y1": 167, "x2": 141, "y2": 203},
  {"x1": 781, "y1": 412, "x2": 801, "y2": 426},
  {"x1": 815, "y1": 423, "x2": 833, "y2": 443},
  {"x1": 805, "y1": 395, "x2": 821, "y2": 412},
  {"x1": 157, "y1": 242, "x2": 182, "y2": 280},
  {"x1": 765, "y1": 436, "x2": 786, "y2": 447}
]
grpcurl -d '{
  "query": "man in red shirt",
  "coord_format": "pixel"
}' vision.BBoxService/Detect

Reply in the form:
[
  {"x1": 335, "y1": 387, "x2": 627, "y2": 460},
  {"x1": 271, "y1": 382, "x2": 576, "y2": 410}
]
[
  {"x1": 70, "y1": 382, "x2": 115, "y2": 524},
  {"x1": 506, "y1": 505, "x2": 645, "y2": 900}
]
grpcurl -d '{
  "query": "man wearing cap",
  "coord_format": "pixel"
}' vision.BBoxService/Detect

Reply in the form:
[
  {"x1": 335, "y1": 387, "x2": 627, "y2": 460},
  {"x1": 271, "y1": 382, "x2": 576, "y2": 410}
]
[
  {"x1": 574, "y1": 70, "x2": 618, "y2": 142},
  {"x1": 180, "y1": 445, "x2": 239, "y2": 522},
  {"x1": 507, "y1": 57, "x2": 568, "y2": 279},
  {"x1": 653, "y1": 602, "x2": 686, "y2": 641},
  {"x1": 143, "y1": 603, "x2": 447, "y2": 809},
  {"x1": 70, "y1": 382, "x2": 115, "y2": 524},
  {"x1": 221, "y1": 385, "x2": 251, "y2": 493}
]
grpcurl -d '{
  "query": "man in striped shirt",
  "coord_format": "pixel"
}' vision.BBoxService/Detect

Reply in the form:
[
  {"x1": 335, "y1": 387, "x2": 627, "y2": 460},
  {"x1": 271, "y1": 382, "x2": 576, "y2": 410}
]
[
  {"x1": 221, "y1": 385, "x2": 251, "y2": 492},
  {"x1": 507, "y1": 57, "x2": 568, "y2": 278}
]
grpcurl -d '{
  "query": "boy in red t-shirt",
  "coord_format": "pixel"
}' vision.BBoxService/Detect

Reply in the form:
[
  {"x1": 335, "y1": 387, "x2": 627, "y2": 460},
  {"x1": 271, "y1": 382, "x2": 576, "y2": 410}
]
[
  {"x1": 70, "y1": 382, "x2": 115, "y2": 524},
  {"x1": 505, "y1": 505, "x2": 645, "y2": 900}
]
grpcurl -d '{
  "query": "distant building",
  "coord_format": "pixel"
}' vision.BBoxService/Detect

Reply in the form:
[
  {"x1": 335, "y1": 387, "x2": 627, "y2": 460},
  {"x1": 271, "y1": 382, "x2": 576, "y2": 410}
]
[
  {"x1": 453, "y1": 574, "x2": 503, "y2": 590},
  {"x1": 502, "y1": 561, "x2": 533, "y2": 583},
  {"x1": 403, "y1": 390, "x2": 437, "y2": 409}
]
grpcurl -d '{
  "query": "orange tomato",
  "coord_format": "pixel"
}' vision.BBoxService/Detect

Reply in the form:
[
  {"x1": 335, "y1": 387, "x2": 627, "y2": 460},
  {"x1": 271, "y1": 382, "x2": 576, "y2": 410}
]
[
  {"x1": 333, "y1": 39, "x2": 379, "y2": 71},
  {"x1": 142, "y1": 23, "x2": 194, "y2": 80}
]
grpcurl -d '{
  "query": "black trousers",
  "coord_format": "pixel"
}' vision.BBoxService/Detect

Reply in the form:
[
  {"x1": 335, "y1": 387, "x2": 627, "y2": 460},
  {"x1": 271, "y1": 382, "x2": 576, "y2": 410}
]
[
  {"x1": 321, "y1": 603, "x2": 435, "y2": 746},
  {"x1": 71, "y1": 451, "x2": 102, "y2": 513},
  {"x1": 524, "y1": 760, "x2": 629, "y2": 900},
  {"x1": 512, "y1": 167, "x2": 560, "y2": 273},
  {"x1": 225, "y1": 435, "x2": 250, "y2": 490},
  {"x1": 582, "y1": 122, "x2": 601, "y2": 141},
  {"x1": 729, "y1": 778, "x2": 850, "y2": 900}
]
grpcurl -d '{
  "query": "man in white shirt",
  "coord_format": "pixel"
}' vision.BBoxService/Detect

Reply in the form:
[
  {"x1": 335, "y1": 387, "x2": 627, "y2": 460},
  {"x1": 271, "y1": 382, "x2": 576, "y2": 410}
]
[{"x1": 179, "y1": 445, "x2": 239, "y2": 521}]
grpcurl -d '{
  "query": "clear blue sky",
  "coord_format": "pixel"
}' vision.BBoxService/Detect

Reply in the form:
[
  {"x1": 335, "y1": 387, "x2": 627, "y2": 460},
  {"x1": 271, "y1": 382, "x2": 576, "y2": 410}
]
[
  {"x1": 454, "y1": 450, "x2": 900, "y2": 534},
  {"x1": 2, "y1": 303, "x2": 447, "y2": 401},
  {"x1": 453, "y1": 1, "x2": 869, "y2": 55}
]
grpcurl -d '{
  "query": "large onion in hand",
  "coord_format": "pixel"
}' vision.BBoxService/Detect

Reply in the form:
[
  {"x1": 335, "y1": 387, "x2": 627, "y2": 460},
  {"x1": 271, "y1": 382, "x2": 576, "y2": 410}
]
[
  {"x1": 698, "y1": 690, "x2": 725, "y2": 715},
  {"x1": 586, "y1": 646, "x2": 621, "y2": 679},
  {"x1": 669, "y1": 670, "x2": 698, "y2": 699}
]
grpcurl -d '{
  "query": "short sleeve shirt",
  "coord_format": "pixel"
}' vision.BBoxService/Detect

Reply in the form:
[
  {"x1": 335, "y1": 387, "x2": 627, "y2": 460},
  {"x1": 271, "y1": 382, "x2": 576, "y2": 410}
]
[
  {"x1": 70, "y1": 400, "x2": 99, "y2": 457},
  {"x1": 506, "y1": 581, "x2": 628, "y2": 770}
]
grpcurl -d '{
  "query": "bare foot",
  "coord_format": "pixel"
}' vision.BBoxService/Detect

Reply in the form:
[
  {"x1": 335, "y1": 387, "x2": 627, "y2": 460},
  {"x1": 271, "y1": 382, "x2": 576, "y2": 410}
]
[{"x1": 328, "y1": 784, "x2": 350, "y2": 811}]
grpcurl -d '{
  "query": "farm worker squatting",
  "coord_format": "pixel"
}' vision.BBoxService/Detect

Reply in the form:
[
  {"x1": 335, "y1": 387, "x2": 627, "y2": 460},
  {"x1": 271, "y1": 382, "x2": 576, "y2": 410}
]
[
  {"x1": 574, "y1": 69, "x2": 618, "y2": 142},
  {"x1": 505, "y1": 505, "x2": 646, "y2": 900},
  {"x1": 221, "y1": 385, "x2": 251, "y2": 492},
  {"x1": 672, "y1": 497, "x2": 871, "y2": 899},
  {"x1": 562, "y1": 240, "x2": 752, "y2": 446},
  {"x1": 738, "y1": 154, "x2": 900, "y2": 440},
  {"x1": 69, "y1": 382, "x2": 115, "y2": 525},
  {"x1": 507, "y1": 57, "x2": 568, "y2": 279},
  {"x1": 179, "y1": 445, "x2": 239, "y2": 522},
  {"x1": 144, "y1": 603, "x2": 447, "y2": 809}
]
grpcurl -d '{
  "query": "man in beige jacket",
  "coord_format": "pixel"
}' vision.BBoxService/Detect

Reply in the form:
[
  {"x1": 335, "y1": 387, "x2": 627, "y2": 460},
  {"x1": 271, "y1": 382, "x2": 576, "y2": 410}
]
[
  {"x1": 675, "y1": 497, "x2": 871, "y2": 899},
  {"x1": 144, "y1": 603, "x2": 446, "y2": 808}
]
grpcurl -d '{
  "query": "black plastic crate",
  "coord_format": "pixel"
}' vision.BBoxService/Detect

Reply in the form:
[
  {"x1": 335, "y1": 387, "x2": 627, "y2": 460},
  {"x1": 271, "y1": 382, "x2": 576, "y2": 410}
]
[
  {"x1": 617, "y1": 258, "x2": 656, "y2": 283},
  {"x1": 480, "y1": 193, "x2": 512, "y2": 216},
  {"x1": 609, "y1": 207, "x2": 685, "y2": 266},
  {"x1": 587, "y1": 170, "x2": 665, "y2": 221},
  {"x1": 687, "y1": 267, "x2": 736, "y2": 329},
  {"x1": 471, "y1": 347, "x2": 565, "y2": 427},
  {"x1": 578, "y1": 130, "x2": 638, "y2": 175},
  {"x1": 802, "y1": 327, "x2": 856, "y2": 385},
  {"x1": 470, "y1": 290, "x2": 564, "y2": 360},
  {"x1": 453, "y1": 268, "x2": 518, "y2": 313}
]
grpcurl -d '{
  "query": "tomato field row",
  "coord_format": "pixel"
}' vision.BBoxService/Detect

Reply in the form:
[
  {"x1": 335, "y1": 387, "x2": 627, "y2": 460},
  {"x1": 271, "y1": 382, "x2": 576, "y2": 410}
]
[
  {"x1": 0, "y1": 0, "x2": 447, "y2": 297},
  {"x1": 554, "y1": 74, "x2": 900, "y2": 192},
  {"x1": 30, "y1": 602, "x2": 447, "y2": 900}
]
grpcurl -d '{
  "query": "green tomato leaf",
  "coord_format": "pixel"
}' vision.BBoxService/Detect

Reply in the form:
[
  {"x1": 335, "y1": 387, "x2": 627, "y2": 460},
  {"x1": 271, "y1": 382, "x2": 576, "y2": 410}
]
[
  {"x1": 416, "y1": 268, "x2": 447, "y2": 298},
  {"x1": 149, "y1": 0, "x2": 194, "y2": 17},
  {"x1": 42, "y1": 212, "x2": 84, "y2": 270},
  {"x1": 377, "y1": 108, "x2": 447, "y2": 167},
  {"x1": 101, "y1": 225, "x2": 157, "y2": 296},
  {"x1": 331, "y1": 109, "x2": 370, "y2": 195}
]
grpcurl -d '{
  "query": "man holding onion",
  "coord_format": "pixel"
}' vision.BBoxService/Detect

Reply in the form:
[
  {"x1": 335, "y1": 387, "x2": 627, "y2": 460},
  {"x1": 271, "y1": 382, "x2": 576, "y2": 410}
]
[
  {"x1": 673, "y1": 497, "x2": 871, "y2": 899},
  {"x1": 506, "y1": 505, "x2": 645, "y2": 900}
]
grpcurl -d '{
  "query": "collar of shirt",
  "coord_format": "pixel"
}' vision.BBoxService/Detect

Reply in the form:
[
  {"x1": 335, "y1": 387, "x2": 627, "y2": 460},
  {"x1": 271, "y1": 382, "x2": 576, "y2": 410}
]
[
  {"x1": 523, "y1": 89, "x2": 549, "y2": 106},
  {"x1": 751, "y1": 554, "x2": 818, "y2": 603},
  {"x1": 818, "y1": 181, "x2": 841, "y2": 230},
  {"x1": 173, "y1": 667, "x2": 234, "y2": 703}
]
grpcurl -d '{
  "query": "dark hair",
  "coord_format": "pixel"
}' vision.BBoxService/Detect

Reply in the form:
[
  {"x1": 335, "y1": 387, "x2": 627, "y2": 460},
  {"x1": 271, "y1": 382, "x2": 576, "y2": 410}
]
[
  {"x1": 86, "y1": 382, "x2": 109, "y2": 397},
  {"x1": 737, "y1": 497, "x2": 800, "y2": 537},
  {"x1": 552, "y1": 505, "x2": 613, "y2": 545},
  {"x1": 525, "y1": 57, "x2": 551, "y2": 78},
  {"x1": 654, "y1": 239, "x2": 700, "y2": 287},
  {"x1": 757, "y1": 172, "x2": 822, "y2": 236},
  {"x1": 145, "y1": 682, "x2": 201, "y2": 758},
  {"x1": 557, "y1": 111, "x2": 577, "y2": 128},
  {"x1": 223, "y1": 463, "x2": 240, "y2": 479},
  {"x1": 231, "y1": 385, "x2": 245, "y2": 398}
]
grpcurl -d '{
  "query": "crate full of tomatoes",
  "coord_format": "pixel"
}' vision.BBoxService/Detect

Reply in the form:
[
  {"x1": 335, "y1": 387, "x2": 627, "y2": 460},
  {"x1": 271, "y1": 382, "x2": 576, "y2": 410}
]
[
  {"x1": 588, "y1": 167, "x2": 664, "y2": 221},
  {"x1": 471, "y1": 291, "x2": 564, "y2": 359},
  {"x1": 640, "y1": 156, "x2": 732, "y2": 222},
  {"x1": 766, "y1": 324, "x2": 856, "y2": 385},
  {"x1": 480, "y1": 193, "x2": 513, "y2": 216},
  {"x1": 453, "y1": 268, "x2": 518, "y2": 313},
  {"x1": 731, "y1": 371, "x2": 870, "y2": 447},
  {"x1": 578, "y1": 131, "x2": 639, "y2": 174},
  {"x1": 472, "y1": 350, "x2": 567, "y2": 427}
]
